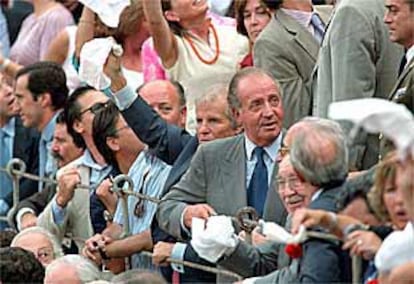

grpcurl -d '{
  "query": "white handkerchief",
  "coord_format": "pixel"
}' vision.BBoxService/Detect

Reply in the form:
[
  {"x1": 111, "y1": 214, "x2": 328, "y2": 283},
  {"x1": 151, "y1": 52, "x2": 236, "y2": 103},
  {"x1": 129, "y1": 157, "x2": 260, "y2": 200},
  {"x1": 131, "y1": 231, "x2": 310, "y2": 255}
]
[
  {"x1": 79, "y1": 0, "x2": 130, "y2": 28},
  {"x1": 79, "y1": 37, "x2": 123, "y2": 90},
  {"x1": 261, "y1": 220, "x2": 307, "y2": 244},
  {"x1": 191, "y1": 216, "x2": 237, "y2": 263},
  {"x1": 375, "y1": 222, "x2": 414, "y2": 273},
  {"x1": 328, "y1": 98, "x2": 414, "y2": 159}
]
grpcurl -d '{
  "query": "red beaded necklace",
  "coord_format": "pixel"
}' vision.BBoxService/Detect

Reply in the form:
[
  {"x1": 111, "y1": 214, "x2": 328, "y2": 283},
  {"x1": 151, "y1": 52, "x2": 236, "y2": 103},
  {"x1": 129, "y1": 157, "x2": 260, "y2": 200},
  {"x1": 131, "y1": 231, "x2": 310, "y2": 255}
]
[{"x1": 183, "y1": 23, "x2": 220, "y2": 65}]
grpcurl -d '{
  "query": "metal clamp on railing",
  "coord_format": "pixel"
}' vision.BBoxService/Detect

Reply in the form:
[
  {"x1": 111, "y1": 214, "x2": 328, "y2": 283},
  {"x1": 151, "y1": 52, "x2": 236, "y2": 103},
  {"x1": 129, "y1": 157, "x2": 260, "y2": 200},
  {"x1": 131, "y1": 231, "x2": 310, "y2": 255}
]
[
  {"x1": 111, "y1": 174, "x2": 134, "y2": 239},
  {"x1": 0, "y1": 158, "x2": 26, "y2": 227},
  {"x1": 236, "y1": 207, "x2": 259, "y2": 245}
]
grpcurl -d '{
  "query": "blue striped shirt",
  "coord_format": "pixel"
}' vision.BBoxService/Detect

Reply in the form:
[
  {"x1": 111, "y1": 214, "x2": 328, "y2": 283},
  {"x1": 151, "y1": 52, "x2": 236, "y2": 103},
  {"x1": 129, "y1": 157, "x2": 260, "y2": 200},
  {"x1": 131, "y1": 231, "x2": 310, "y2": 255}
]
[{"x1": 114, "y1": 150, "x2": 171, "y2": 269}]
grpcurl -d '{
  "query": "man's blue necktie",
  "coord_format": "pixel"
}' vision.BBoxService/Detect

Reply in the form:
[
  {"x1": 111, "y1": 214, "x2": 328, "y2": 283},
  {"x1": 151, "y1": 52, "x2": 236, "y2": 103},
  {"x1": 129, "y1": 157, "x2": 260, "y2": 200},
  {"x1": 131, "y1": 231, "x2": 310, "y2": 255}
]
[
  {"x1": 310, "y1": 13, "x2": 325, "y2": 44},
  {"x1": 247, "y1": 147, "x2": 269, "y2": 217},
  {"x1": 0, "y1": 128, "x2": 12, "y2": 198},
  {"x1": 38, "y1": 137, "x2": 47, "y2": 191}
]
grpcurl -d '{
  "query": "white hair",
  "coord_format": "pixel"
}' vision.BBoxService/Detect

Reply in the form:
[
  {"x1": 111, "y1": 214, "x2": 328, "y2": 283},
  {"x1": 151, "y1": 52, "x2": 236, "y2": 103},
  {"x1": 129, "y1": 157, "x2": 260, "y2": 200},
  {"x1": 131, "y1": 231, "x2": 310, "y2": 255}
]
[
  {"x1": 45, "y1": 255, "x2": 103, "y2": 283},
  {"x1": 11, "y1": 226, "x2": 63, "y2": 259}
]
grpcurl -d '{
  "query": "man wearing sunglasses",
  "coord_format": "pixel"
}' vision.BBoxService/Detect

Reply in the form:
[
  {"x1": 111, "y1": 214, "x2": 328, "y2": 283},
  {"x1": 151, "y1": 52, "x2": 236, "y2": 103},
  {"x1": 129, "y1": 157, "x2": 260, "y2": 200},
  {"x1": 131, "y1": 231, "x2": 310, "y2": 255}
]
[
  {"x1": 83, "y1": 103, "x2": 172, "y2": 270},
  {"x1": 37, "y1": 87, "x2": 115, "y2": 252}
]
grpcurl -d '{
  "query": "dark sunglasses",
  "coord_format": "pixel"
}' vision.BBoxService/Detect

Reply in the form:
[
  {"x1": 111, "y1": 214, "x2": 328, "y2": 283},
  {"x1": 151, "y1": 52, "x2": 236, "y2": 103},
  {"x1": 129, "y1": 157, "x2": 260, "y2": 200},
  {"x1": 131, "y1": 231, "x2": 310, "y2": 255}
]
[{"x1": 80, "y1": 101, "x2": 111, "y2": 116}]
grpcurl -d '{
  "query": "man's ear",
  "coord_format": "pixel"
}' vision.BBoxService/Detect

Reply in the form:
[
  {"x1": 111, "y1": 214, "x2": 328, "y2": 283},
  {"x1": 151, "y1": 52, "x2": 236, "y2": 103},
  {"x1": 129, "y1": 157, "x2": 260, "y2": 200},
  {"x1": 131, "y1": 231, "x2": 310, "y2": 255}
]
[
  {"x1": 232, "y1": 108, "x2": 242, "y2": 127},
  {"x1": 73, "y1": 119, "x2": 84, "y2": 135},
  {"x1": 180, "y1": 106, "x2": 187, "y2": 127},
  {"x1": 38, "y1": 93, "x2": 52, "y2": 108},
  {"x1": 164, "y1": 10, "x2": 180, "y2": 22},
  {"x1": 106, "y1": 136, "x2": 120, "y2": 152}
]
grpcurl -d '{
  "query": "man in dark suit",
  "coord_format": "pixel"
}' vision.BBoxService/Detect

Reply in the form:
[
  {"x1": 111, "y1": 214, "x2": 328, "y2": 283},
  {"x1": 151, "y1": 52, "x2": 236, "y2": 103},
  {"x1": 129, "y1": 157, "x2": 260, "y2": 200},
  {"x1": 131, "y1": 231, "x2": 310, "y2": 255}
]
[{"x1": 0, "y1": 72, "x2": 39, "y2": 224}]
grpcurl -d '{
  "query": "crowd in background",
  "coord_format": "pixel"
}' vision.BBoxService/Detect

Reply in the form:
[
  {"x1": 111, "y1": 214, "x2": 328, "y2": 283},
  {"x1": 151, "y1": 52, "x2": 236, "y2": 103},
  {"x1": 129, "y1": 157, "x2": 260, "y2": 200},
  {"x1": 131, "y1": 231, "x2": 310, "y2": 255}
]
[{"x1": 0, "y1": 0, "x2": 413, "y2": 283}]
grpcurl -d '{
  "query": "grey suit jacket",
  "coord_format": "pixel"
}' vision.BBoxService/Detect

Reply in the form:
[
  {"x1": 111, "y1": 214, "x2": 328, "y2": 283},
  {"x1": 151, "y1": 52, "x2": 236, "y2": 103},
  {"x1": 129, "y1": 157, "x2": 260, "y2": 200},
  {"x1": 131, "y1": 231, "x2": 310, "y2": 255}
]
[
  {"x1": 254, "y1": 6, "x2": 332, "y2": 129},
  {"x1": 312, "y1": 0, "x2": 403, "y2": 170},
  {"x1": 388, "y1": 57, "x2": 414, "y2": 111},
  {"x1": 380, "y1": 57, "x2": 414, "y2": 157},
  {"x1": 37, "y1": 160, "x2": 93, "y2": 251},
  {"x1": 156, "y1": 134, "x2": 287, "y2": 240}
]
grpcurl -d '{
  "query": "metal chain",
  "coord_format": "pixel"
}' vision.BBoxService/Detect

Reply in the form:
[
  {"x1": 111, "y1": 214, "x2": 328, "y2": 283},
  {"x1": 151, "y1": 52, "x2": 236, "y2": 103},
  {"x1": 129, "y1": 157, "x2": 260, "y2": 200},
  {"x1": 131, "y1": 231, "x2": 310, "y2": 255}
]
[
  {"x1": 0, "y1": 166, "x2": 92, "y2": 190},
  {"x1": 140, "y1": 251, "x2": 243, "y2": 281}
]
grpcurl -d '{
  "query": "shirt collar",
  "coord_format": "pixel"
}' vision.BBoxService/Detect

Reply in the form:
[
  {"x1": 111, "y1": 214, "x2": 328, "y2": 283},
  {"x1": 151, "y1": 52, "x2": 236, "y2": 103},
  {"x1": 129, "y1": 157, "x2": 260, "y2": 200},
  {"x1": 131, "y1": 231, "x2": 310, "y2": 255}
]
[
  {"x1": 1, "y1": 117, "x2": 15, "y2": 138},
  {"x1": 81, "y1": 150, "x2": 108, "y2": 171},
  {"x1": 311, "y1": 189, "x2": 323, "y2": 202},
  {"x1": 280, "y1": 8, "x2": 313, "y2": 30},
  {"x1": 41, "y1": 112, "x2": 60, "y2": 142},
  {"x1": 244, "y1": 132, "x2": 282, "y2": 162},
  {"x1": 406, "y1": 45, "x2": 414, "y2": 67}
]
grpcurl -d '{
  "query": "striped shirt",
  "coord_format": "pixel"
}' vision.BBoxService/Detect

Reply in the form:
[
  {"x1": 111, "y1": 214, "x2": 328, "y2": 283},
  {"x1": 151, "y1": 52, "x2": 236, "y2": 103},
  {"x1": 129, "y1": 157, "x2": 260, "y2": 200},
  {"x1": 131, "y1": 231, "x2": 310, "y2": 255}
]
[{"x1": 114, "y1": 150, "x2": 171, "y2": 269}]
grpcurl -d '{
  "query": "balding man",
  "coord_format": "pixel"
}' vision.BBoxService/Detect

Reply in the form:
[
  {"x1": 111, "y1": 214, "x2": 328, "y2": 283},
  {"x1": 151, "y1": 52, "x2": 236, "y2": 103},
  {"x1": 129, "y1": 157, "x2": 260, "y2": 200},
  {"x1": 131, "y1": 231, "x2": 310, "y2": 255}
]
[{"x1": 138, "y1": 80, "x2": 187, "y2": 128}]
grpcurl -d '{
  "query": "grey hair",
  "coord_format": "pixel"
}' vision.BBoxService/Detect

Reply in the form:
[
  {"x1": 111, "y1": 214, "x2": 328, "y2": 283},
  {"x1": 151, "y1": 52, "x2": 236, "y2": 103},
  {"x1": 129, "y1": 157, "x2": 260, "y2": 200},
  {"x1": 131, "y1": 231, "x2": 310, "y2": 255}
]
[
  {"x1": 11, "y1": 226, "x2": 63, "y2": 259},
  {"x1": 111, "y1": 268, "x2": 166, "y2": 284},
  {"x1": 194, "y1": 83, "x2": 238, "y2": 129},
  {"x1": 45, "y1": 255, "x2": 103, "y2": 283},
  {"x1": 228, "y1": 67, "x2": 282, "y2": 110},
  {"x1": 289, "y1": 117, "x2": 349, "y2": 187}
]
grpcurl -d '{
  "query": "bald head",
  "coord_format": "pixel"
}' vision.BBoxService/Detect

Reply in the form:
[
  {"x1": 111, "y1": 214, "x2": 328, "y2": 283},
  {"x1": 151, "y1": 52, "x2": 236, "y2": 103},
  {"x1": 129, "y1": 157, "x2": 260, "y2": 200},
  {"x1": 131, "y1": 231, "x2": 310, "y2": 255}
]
[{"x1": 139, "y1": 80, "x2": 186, "y2": 128}]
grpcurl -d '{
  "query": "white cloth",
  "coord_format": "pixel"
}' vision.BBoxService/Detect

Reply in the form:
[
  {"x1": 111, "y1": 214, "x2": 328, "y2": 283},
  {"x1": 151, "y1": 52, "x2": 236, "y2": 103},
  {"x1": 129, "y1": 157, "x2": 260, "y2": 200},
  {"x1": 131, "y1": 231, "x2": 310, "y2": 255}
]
[
  {"x1": 328, "y1": 98, "x2": 414, "y2": 159},
  {"x1": 78, "y1": 0, "x2": 130, "y2": 28},
  {"x1": 375, "y1": 222, "x2": 414, "y2": 273},
  {"x1": 79, "y1": 37, "x2": 123, "y2": 90},
  {"x1": 191, "y1": 216, "x2": 238, "y2": 263},
  {"x1": 261, "y1": 220, "x2": 307, "y2": 244}
]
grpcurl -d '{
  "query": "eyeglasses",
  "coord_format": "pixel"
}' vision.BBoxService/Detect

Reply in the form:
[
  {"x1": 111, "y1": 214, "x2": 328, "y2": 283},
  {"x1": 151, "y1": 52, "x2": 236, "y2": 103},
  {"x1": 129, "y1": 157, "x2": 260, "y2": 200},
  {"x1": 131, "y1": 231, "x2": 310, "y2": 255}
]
[
  {"x1": 80, "y1": 101, "x2": 110, "y2": 116},
  {"x1": 111, "y1": 125, "x2": 131, "y2": 136},
  {"x1": 276, "y1": 176, "x2": 302, "y2": 192},
  {"x1": 134, "y1": 168, "x2": 150, "y2": 218},
  {"x1": 34, "y1": 247, "x2": 54, "y2": 263}
]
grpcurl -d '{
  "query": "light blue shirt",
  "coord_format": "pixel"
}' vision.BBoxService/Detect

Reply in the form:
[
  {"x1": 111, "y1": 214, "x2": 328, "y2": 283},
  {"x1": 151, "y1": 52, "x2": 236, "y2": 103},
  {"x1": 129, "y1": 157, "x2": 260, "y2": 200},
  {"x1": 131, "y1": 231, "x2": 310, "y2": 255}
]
[
  {"x1": 114, "y1": 150, "x2": 171, "y2": 269},
  {"x1": 0, "y1": 9, "x2": 10, "y2": 57},
  {"x1": 39, "y1": 112, "x2": 59, "y2": 191},
  {"x1": 52, "y1": 150, "x2": 112, "y2": 224},
  {"x1": 0, "y1": 117, "x2": 15, "y2": 213},
  {"x1": 245, "y1": 133, "x2": 282, "y2": 188},
  {"x1": 111, "y1": 85, "x2": 137, "y2": 111}
]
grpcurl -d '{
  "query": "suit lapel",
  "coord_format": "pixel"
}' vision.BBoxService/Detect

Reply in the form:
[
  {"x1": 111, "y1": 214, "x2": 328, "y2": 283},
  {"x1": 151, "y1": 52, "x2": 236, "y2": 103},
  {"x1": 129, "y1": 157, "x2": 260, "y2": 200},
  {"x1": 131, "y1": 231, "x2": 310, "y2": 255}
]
[
  {"x1": 275, "y1": 10, "x2": 319, "y2": 61},
  {"x1": 13, "y1": 117, "x2": 29, "y2": 161},
  {"x1": 221, "y1": 135, "x2": 247, "y2": 207},
  {"x1": 388, "y1": 58, "x2": 414, "y2": 100}
]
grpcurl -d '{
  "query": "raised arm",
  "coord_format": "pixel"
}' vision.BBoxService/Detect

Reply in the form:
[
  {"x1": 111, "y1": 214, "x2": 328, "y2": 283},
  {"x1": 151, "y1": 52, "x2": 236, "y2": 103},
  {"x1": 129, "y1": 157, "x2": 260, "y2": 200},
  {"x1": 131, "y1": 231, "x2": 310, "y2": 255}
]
[
  {"x1": 75, "y1": 7, "x2": 96, "y2": 59},
  {"x1": 143, "y1": 0, "x2": 178, "y2": 68}
]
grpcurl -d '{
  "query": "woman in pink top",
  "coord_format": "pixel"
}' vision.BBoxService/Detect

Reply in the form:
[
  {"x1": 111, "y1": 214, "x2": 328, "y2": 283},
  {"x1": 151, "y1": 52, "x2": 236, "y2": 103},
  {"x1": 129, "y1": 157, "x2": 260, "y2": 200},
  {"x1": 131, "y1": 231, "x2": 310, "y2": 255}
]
[{"x1": 9, "y1": 0, "x2": 74, "y2": 67}]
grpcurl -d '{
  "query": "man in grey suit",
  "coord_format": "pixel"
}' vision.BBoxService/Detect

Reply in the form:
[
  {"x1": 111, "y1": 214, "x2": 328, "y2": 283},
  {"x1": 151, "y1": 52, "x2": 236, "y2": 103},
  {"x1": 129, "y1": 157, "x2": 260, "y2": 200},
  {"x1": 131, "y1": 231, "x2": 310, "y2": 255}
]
[
  {"x1": 380, "y1": 0, "x2": 414, "y2": 157},
  {"x1": 156, "y1": 67, "x2": 287, "y2": 241},
  {"x1": 312, "y1": 0, "x2": 403, "y2": 170},
  {"x1": 254, "y1": 0, "x2": 332, "y2": 128},
  {"x1": 193, "y1": 118, "x2": 352, "y2": 283}
]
